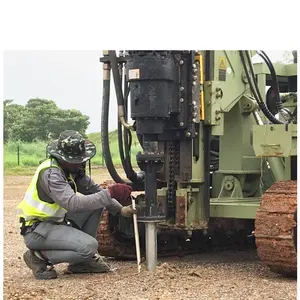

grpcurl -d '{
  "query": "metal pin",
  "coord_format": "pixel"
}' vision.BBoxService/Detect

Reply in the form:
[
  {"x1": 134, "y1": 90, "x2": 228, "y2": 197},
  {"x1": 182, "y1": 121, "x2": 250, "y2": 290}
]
[{"x1": 131, "y1": 197, "x2": 141, "y2": 273}]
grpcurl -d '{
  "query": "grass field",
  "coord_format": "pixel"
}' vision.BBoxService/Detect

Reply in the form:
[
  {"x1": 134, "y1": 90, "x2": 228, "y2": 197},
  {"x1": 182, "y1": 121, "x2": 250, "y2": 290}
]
[{"x1": 3, "y1": 130, "x2": 142, "y2": 175}]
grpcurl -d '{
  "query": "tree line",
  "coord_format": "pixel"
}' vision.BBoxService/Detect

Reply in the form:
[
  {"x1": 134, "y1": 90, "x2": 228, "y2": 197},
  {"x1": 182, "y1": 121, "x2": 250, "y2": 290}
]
[{"x1": 3, "y1": 98, "x2": 90, "y2": 142}]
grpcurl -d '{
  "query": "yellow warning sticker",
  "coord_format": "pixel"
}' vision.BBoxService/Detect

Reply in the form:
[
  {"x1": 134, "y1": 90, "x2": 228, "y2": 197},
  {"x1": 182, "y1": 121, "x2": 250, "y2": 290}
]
[{"x1": 219, "y1": 57, "x2": 226, "y2": 70}]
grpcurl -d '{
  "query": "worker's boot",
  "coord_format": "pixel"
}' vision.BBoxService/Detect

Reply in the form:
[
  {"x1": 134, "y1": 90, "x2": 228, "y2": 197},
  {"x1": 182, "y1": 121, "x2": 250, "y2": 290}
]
[
  {"x1": 23, "y1": 250, "x2": 57, "y2": 280},
  {"x1": 67, "y1": 254, "x2": 115, "y2": 273}
]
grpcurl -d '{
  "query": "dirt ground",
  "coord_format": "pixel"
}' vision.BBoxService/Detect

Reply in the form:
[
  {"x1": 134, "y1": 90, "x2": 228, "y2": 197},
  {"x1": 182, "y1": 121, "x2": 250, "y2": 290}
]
[{"x1": 3, "y1": 169, "x2": 297, "y2": 300}]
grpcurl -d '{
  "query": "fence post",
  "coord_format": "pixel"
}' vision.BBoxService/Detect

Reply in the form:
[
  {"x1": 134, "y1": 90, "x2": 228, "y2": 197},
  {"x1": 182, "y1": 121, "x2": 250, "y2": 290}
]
[{"x1": 17, "y1": 145, "x2": 20, "y2": 166}]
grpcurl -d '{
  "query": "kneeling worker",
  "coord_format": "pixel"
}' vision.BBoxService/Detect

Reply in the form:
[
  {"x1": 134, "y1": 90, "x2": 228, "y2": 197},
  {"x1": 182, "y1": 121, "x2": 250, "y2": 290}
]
[{"x1": 17, "y1": 130, "x2": 137, "y2": 280}]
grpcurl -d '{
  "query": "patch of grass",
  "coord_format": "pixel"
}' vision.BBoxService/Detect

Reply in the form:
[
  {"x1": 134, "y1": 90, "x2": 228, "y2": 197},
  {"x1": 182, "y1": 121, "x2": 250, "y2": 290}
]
[
  {"x1": 4, "y1": 166, "x2": 38, "y2": 176},
  {"x1": 4, "y1": 130, "x2": 143, "y2": 175}
]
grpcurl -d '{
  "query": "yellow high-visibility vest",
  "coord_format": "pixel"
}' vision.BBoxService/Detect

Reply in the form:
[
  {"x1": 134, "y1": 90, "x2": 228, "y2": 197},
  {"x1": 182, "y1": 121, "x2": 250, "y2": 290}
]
[{"x1": 17, "y1": 158, "x2": 77, "y2": 226}]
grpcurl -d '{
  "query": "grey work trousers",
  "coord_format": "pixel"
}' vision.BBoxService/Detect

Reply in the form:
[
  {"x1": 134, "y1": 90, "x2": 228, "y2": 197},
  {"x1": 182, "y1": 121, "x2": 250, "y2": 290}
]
[{"x1": 23, "y1": 208, "x2": 104, "y2": 265}]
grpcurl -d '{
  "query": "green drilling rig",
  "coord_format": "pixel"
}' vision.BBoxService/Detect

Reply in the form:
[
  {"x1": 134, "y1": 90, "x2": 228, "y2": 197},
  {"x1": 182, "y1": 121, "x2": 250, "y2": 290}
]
[{"x1": 97, "y1": 50, "x2": 297, "y2": 277}]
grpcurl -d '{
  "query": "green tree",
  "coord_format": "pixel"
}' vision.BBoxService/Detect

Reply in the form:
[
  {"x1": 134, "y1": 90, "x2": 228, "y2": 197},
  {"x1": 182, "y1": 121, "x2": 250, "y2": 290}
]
[
  {"x1": 3, "y1": 98, "x2": 90, "y2": 142},
  {"x1": 3, "y1": 99, "x2": 25, "y2": 142},
  {"x1": 47, "y1": 109, "x2": 90, "y2": 139}
]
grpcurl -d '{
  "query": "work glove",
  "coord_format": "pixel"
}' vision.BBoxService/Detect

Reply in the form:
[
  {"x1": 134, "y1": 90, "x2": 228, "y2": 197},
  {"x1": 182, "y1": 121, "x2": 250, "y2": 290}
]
[
  {"x1": 108, "y1": 183, "x2": 133, "y2": 205},
  {"x1": 120, "y1": 204, "x2": 140, "y2": 218}
]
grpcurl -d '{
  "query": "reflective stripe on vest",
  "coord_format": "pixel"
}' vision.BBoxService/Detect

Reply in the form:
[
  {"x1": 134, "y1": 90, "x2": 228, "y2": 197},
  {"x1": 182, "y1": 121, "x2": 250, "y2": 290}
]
[
  {"x1": 23, "y1": 190, "x2": 66, "y2": 218},
  {"x1": 17, "y1": 158, "x2": 75, "y2": 225}
]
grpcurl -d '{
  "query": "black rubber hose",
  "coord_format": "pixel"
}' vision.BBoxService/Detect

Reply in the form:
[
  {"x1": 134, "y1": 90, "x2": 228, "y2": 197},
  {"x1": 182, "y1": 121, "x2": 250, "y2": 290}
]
[
  {"x1": 114, "y1": 60, "x2": 145, "y2": 185},
  {"x1": 239, "y1": 51, "x2": 284, "y2": 124},
  {"x1": 123, "y1": 101, "x2": 145, "y2": 183},
  {"x1": 242, "y1": 51, "x2": 283, "y2": 124},
  {"x1": 101, "y1": 65, "x2": 129, "y2": 185},
  {"x1": 118, "y1": 120, "x2": 127, "y2": 172},
  {"x1": 244, "y1": 51, "x2": 267, "y2": 106},
  {"x1": 245, "y1": 51, "x2": 287, "y2": 124},
  {"x1": 108, "y1": 50, "x2": 125, "y2": 106},
  {"x1": 117, "y1": 62, "x2": 128, "y2": 173},
  {"x1": 257, "y1": 50, "x2": 283, "y2": 111},
  {"x1": 123, "y1": 77, "x2": 132, "y2": 166}
]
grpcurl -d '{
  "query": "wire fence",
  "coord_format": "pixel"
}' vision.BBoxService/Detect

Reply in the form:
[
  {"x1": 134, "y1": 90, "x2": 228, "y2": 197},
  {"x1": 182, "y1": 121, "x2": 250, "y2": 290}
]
[
  {"x1": 4, "y1": 141, "x2": 141, "y2": 168},
  {"x1": 4, "y1": 143, "x2": 107, "y2": 168}
]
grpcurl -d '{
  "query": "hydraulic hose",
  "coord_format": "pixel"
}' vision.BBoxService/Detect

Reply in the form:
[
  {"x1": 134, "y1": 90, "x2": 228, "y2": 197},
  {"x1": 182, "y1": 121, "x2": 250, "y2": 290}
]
[
  {"x1": 118, "y1": 119, "x2": 127, "y2": 173},
  {"x1": 108, "y1": 50, "x2": 131, "y2": 129},
  {"x1": 239, "y1": 51, "x2": 284, "y2": 124},
  {"x1": 117, "y1": 62, "x2": 128, "y2": 173},
  {"x1": 257, "y1": 50, "x2": 283, "y2": 111},
  {"x1": 101, "y1": 62, "x2": 129, "y2": 185},
  {"x1": 109, "y1": 51, "x2": 124, "y2": 106},
  {"x1": 114, "y1": 57, "x2": 145, "y2": 185}
]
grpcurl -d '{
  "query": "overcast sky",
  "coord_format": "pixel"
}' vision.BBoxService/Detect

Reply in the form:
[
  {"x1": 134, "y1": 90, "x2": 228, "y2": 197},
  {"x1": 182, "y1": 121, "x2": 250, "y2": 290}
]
[{"x1": 3, "y1": 50, "x2": 293, "y2": 133}]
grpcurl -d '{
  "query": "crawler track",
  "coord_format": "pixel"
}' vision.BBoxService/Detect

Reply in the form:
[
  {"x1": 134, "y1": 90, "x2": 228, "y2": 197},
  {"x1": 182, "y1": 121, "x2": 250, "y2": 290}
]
[
  {"x1": 97, "y1": 180, "x2": 297, "y2": 277},
  {"x1": 255, "y1": 181, "x2": 297, "y2": 277},
  {"x1": 97, "y1": 210, "x2": 137, "y2": 259},
  {"x1": 97, "y1": 211, "x2": 255, "y2": 260}
]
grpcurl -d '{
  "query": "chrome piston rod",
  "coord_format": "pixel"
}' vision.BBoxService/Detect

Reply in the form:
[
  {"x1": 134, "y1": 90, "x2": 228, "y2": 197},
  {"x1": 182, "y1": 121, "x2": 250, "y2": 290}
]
[{"x1": 145, "y1": 222, "x2": 157, "y2": 271}]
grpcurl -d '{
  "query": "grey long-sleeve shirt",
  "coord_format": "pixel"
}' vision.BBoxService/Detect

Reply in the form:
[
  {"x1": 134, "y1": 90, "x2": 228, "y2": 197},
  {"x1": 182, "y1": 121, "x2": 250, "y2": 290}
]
[{"x1": 36, "y1": 167, "x2": 123, "y2": 215}]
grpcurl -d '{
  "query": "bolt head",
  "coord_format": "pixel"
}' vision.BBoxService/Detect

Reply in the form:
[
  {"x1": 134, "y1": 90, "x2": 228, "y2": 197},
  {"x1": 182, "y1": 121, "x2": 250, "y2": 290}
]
[
  {"x1": 180, "y1": 98, "x2": 184, "y2": 103},
  {"x1": 185, "y1": 131, "x2": 191, "y2": 137},
  {"x1": 180, "y1": 86, "x2": 185, "y2": 91},
  {"x1": 192, "y1": 63, "x2": 196, "y2": 68},
  {"x1": 180, "y1": 122, "x2": 184, "y2": 127},
  {"x1": 180, "y1": 60, "x2": 184, "y2": 65},
  {"x1": 192, "y1": 81, "x2": 196, "y2": 86}
]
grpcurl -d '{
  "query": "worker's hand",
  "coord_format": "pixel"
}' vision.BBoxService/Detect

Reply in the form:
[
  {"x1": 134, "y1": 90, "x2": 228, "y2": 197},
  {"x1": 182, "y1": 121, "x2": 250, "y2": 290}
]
[
  {"x1": 121, "y1": 204, "x2": 140, "y2": 218},
  {"x1": 108, "y1": 183, "x2": 133, "y2": 205}
]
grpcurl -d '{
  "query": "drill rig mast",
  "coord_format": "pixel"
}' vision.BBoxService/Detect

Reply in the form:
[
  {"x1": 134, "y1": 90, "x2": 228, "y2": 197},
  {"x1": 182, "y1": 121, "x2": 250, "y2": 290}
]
[{"x1": 98, "y1": 50, "x2": 297, "y2": 276}]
